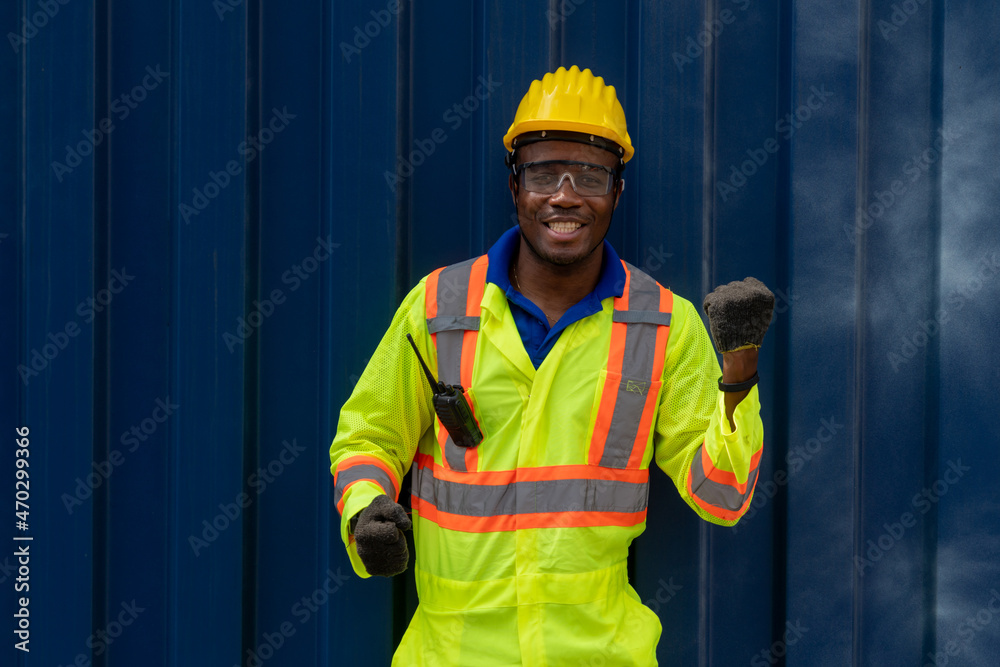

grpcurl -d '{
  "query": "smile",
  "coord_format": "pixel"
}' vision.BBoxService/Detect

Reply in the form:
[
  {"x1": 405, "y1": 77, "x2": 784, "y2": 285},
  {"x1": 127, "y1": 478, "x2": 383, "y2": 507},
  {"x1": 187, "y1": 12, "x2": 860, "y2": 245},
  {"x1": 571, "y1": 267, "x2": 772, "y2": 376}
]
[{"x1": 545, "y1": 221, "x2": 584, "y2": 234}]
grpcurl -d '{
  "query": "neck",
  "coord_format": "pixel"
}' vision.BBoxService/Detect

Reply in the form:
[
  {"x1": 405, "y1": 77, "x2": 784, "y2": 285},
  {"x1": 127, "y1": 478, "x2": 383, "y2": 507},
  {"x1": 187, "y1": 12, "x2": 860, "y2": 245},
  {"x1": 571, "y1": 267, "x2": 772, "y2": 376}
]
[{"x1": 513, "y1": 235, "x2": 604, "y2": 309}]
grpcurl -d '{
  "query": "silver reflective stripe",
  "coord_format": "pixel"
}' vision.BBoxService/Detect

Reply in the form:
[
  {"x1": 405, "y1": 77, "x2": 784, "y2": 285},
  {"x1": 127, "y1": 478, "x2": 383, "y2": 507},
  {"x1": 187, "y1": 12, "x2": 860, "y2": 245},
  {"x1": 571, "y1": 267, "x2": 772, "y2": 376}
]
[
  {"x1": 689, "y1": 444, "x2": 759, "y2": 511},
  {"x1": 612, "y1": 310, "x2": 672, "y2": 326},
  {"x1": 434, "y1": 330, "x2": 465, "y2": 387},
  {"x1": 427, "y1": 315, "x2": 480, "y2": 334},
  {"x1": 334, "y1": 463, "x2": 396, "y2": 507},
  {"x1": 599, "y1": 265, "x2": 666, "y2": 468},
  {"x1": 428, "y1": 257, "x2": 479, "y2": 472},
  {"x1": 412, "y1": 466, "x2": 649, "y2": 517}
]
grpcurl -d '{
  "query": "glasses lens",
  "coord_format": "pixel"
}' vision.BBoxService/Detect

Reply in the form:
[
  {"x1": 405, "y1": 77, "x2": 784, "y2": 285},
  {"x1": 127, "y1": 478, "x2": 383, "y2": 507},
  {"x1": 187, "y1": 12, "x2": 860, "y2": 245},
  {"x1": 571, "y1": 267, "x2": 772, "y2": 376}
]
[{"x1": 521, "y1": 162, "x2": 612, "y2": 196}]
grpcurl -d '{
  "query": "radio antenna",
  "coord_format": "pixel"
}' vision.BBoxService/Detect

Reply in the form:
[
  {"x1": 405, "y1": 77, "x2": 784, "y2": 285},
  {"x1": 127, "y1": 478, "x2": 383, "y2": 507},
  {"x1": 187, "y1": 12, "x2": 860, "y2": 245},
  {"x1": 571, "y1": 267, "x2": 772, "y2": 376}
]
[{"x1": 406, "y1": 334, "x2": 442, "y2": 395}]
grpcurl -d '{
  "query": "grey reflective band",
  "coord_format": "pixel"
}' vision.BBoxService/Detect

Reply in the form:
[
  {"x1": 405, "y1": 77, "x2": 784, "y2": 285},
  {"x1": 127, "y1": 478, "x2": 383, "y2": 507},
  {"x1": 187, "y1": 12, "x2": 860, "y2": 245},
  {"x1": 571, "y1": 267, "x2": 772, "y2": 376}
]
[
  {"x1": 334, "y1": 463, "x2": 396, "y2": 507},
  {"x1": 612, "y1": 310, "x2": 672, "y2": 326},
  {"x1": 428, "y1": 257, "x2": 480, "y2": 472},
  {"x1": 599, "y1": 265, "x2": 669, "y2": 468},
  {"x1": 688, "y1": 445, "x2": 759, "y2": 511},
  {"x1": 427, "y1": 315, "x2": 480, "y2": 334},
  {"x1": 412, "y1": 466, "x2": 649, "y2": 518}
]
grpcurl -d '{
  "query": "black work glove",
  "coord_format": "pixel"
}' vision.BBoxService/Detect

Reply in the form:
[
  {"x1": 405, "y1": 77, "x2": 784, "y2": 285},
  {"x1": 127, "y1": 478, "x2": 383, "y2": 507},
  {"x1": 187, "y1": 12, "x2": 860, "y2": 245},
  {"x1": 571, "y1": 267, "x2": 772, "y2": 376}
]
[
  {"x1": 352, "y1": 494, "x2": 412, "y2": 577},
  {"x1": 702, "y1": 277, "x2": 776, "y2": 353}
]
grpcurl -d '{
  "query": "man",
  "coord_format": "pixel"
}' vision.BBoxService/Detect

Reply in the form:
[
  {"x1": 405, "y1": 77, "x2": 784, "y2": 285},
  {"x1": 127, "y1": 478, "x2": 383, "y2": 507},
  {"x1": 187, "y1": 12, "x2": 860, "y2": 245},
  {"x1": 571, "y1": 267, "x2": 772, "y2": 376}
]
[{"x1": 330, "y1": 65, "x2": 773, "y2": 666}]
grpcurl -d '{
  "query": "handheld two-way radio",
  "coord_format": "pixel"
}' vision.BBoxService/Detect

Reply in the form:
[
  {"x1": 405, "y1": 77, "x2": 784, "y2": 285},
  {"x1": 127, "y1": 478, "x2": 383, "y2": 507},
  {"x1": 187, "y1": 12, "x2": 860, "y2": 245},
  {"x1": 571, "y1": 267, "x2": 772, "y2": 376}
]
[{"x1": 406, "y1": 334, "x2": 483, "y2": 449}]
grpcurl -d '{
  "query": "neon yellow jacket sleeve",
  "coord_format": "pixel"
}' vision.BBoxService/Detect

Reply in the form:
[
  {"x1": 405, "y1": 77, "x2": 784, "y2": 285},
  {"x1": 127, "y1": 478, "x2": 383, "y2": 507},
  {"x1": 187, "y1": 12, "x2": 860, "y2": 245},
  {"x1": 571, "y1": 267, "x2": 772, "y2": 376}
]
[
  {"x1": 330, "y1": 282, "x2": 435, "y2": 577},
  {"x1": 653, "y1": 295, "x2": 764, "y2": 526}
]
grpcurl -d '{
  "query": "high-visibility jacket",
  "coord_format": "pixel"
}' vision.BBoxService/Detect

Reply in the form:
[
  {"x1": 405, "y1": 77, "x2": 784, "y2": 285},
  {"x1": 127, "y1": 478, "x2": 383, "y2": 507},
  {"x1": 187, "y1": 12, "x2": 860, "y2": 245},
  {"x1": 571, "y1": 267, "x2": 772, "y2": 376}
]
[{"x1": 330, "y1": 255, "x2": 763, "y2": 666}]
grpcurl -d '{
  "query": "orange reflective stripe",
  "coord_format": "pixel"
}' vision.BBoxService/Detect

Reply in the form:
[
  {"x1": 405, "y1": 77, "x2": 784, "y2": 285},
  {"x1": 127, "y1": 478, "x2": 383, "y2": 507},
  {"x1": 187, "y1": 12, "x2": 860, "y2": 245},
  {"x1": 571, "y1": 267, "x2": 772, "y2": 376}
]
[
  {"x1": 460, "y1": 256, "x2": 488, "y2": 473},
  {"x1": 590, "y1": 264, "x2": 673, "y2": 468},
  {"x1": 687, "y1": 476, "x2": 758, "y2": 522},
  {"x1": 686, "y1": 442, "x2": 763, "y2": 521},
  {"x1": 413, "y1": 497, "x2": 647, "y2": 533},
  {"x1": 460, "y1": 330, "x2": 477, "y2": 388},
  {"x1": 589, "y1": 267, "x2": 631, "y2": 466},
  {"x1": 513, "y1": 511, "x2": 646, "y2": 530},
  {"x1": 700, "y1": 444, "x2": 763, "y2": 493},
  {"x1": 416, "y1": 452, "x2": 511, "y2": 484},
  {"x1": 412, "y1": 496, "x2": 515, "y2": 532},
  {"x1": 426, "y1": 267, "x2": 442, "y2": 320},
  {"x1": 466, "y1": 255, "x2": 489, "y2": 317},
  {"x1": 615, "y1": 262, "x2": 633, "y2": 309},
  {"x1": 587, "y1": 334, "x2": 624, "y2": 462},
  {"x1": 333, "y1": 455, "x2": 400, "y2": 514}
]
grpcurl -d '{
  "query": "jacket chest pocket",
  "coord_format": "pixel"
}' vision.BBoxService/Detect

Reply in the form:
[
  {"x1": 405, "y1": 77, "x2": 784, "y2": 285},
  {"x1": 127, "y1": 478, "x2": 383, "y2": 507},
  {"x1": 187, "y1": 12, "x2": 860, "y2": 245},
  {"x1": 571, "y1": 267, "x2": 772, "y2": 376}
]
[{"x1": 587, "y1": 368, "x2": 663, "y2": 469}]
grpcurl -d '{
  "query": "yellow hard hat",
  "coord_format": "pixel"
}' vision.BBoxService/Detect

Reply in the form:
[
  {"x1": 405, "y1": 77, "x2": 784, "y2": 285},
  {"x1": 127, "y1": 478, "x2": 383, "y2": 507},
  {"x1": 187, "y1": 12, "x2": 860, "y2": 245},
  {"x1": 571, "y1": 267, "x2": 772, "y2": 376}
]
[{"x1": 503, "y1": 66, "x2": 634, "y2": 163}]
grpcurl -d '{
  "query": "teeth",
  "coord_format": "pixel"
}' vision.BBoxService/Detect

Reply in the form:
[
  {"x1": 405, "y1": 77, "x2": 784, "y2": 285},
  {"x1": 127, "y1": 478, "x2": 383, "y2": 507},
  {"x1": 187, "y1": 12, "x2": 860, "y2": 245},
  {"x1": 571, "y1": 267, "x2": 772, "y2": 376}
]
[{"x1": 548, "y1": 222, "x2": 582, "y2": 234}]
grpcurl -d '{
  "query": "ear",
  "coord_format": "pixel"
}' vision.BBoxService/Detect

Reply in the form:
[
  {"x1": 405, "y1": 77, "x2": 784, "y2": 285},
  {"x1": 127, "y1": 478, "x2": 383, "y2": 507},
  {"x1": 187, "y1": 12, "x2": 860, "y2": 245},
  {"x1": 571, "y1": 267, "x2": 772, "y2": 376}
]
[
  {"x1": 509, "y1": 173, "x2": 518, "y2": 205},
  {"x1": 613, "y1": 178, "x2": 625, "y2": 209}
]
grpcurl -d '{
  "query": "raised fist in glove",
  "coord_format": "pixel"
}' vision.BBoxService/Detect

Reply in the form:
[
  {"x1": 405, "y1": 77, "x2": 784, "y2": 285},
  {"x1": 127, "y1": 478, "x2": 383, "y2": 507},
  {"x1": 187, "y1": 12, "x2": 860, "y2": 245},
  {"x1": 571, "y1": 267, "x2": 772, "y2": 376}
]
[
  {"x1": 702, "y1": 277, "x2": 775, "y2": 353},
  {"x1": 351, "y1": 494, "x2": 412, "y2": 577}
]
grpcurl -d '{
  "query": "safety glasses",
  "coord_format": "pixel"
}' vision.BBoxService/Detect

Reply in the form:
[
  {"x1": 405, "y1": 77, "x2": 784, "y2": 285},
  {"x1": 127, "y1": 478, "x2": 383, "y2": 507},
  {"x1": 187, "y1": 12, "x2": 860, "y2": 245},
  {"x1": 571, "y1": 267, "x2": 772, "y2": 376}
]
[{"x1": 516, "y1": 160, "x2": 617, "y2": 196}]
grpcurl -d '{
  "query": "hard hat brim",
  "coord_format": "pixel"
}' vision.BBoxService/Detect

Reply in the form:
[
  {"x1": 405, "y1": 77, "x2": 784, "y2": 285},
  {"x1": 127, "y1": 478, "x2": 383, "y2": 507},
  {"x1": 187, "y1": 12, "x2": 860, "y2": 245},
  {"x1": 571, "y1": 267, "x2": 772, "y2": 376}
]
[{"x1": 503, "y1": 121, "x2": 634, "y2": 162}]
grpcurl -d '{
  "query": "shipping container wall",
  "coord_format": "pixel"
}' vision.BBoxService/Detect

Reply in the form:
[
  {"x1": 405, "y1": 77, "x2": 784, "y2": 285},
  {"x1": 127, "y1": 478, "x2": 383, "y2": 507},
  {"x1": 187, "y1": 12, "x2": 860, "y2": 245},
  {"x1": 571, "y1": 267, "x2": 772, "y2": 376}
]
[{"x1": 2, "y1": 1, "x2": 998, "y2": 665}]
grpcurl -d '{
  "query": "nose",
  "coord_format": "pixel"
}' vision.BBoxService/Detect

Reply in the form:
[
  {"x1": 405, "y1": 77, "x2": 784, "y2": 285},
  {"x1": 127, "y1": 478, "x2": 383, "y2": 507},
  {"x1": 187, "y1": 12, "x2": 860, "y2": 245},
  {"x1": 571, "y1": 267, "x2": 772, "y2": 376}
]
[{"x1": 548, "y1": 174, "x2": 583, "y2": 206}]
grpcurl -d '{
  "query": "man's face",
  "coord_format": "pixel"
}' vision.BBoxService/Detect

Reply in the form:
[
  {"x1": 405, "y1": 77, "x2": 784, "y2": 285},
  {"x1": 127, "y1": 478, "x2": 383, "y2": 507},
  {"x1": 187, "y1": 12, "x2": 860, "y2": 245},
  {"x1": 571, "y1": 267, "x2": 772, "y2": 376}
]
[{"x1": 509, "y1": 140, "x2": 622, "y2": 267}]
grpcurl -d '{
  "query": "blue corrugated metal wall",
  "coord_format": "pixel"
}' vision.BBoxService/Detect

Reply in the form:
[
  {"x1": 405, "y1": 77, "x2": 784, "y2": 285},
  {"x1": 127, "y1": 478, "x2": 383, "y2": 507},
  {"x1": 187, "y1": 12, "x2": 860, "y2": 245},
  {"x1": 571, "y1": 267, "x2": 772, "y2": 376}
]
[{"x1": 3, "y1": 1, "x2": 998, "y2": 665}]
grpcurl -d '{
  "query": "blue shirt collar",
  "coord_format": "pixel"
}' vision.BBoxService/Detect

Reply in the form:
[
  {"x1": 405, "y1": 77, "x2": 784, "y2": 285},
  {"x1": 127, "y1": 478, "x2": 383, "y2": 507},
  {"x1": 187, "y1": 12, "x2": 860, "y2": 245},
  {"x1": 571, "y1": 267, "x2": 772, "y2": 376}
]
[{"x1": 485, "y1": 226, "x2": 626, "y2": 301}]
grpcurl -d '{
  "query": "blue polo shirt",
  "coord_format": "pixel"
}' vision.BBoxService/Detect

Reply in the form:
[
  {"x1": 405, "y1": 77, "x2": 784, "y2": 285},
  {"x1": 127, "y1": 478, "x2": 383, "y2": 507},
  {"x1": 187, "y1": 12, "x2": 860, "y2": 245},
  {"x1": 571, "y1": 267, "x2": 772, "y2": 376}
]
[{"x1": 485, "y1": 226, "x2": 626, "y2": 369}]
